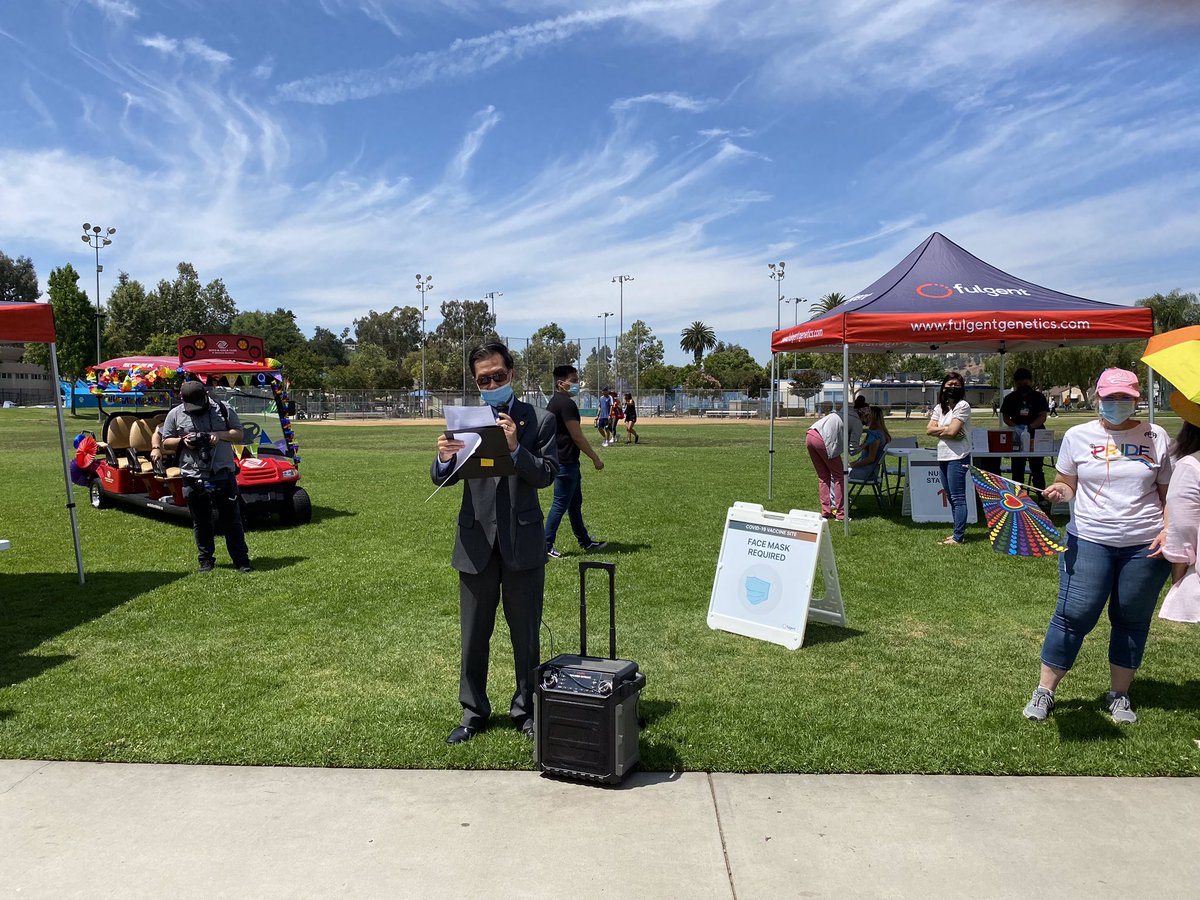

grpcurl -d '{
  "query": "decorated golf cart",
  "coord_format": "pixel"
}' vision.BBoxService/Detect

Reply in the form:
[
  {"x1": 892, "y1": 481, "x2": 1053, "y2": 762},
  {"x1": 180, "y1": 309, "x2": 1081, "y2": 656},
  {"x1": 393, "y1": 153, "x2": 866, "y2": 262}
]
[{"x1": 79, "y1": 334, "x2": 312, "y2": 526}]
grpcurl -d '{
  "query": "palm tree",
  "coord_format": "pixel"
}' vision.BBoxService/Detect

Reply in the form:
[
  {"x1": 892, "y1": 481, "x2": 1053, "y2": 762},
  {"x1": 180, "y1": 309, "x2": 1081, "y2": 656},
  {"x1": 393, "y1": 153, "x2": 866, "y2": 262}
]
[
  {"x1": 812, "y1": 292, "x2": 848, "y2": 316},
  {"x1": 679, "y1": 321, "x2": 716, "y2": 366},
  {"x1": 1136, "y1": 289, "x2": 1199, "y2": 334}
]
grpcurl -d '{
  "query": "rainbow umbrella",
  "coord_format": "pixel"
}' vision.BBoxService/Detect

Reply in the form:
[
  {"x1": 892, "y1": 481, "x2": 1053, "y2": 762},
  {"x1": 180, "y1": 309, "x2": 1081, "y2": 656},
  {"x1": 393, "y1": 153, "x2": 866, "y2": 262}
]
[
  {"x1": 970, "y1": 467, "x2": 1066, "y2": 557},
  {"x1": 1142, "y1": 325, "x2": 1200, "y2": 402}
]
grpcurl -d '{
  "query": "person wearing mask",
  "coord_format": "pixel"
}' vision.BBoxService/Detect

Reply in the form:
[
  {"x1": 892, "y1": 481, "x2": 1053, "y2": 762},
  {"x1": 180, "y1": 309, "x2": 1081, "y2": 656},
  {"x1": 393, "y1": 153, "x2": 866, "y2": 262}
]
[
  {"x1": 926, "y1": 373, "x2": 972, "y2": 545},
  {"x1": 1159, "y1": 392, "x2": 1200, "y2": 623},
  {"x1": 160, "y1": 381, "x2": 252, "y2": 573},
  {"x1": 622, "y1": 392, "x2": 639, "y2": 444},
  {"x1": 1000, "y1": 367, "x2": 1050, "y2": 493},
  {"x1": 609, "y1": 389, "x2": 624, "y2": 441},
  {"x1": 544, "y1": 364, "x2": 607, "y2": 560},
  {"x1": 1023, "y1": 368, "x2": 1172, "y2": 725},
  {"x1": 806, "y1": 397, "x2": 869, "y2": 521},
  {"x1": 597, "y1": 387, "x2": 613, "y2": 447},
  {"x1": 432, "y1": 343, "x2": 559, "y2": 744},
  {"x1": 848, "y1": 405, "x2": 891, "y2": 471}
]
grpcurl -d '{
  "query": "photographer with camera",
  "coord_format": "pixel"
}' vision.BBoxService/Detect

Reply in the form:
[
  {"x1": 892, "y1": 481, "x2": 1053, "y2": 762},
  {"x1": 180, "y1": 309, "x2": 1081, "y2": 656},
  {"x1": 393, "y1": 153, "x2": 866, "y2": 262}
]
[{"x1": 161, "y1": 381, "x2": 253, "y2": 574}]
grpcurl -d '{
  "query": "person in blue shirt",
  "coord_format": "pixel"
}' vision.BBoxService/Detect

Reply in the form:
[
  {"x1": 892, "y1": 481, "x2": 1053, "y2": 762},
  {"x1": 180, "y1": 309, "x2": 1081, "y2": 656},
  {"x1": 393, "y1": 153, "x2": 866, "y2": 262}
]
[
  {"x1": 848, "y1": 405, "x2": 890, "y2": 472},
  {"x1": 596, "y1": 387, "x2": 613, "y2": 446}
]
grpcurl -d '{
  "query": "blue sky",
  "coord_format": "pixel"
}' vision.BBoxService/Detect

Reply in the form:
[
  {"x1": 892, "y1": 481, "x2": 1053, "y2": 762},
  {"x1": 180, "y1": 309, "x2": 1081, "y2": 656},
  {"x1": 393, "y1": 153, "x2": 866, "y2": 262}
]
[{"x1": 2, "y1": 0, "x2": 1198, "y2": 366}]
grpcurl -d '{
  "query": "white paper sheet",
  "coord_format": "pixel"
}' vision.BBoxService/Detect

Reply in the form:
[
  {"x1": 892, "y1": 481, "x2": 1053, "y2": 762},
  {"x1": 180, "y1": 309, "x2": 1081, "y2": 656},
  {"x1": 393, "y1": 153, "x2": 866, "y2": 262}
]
[
  {"x1": 426, "y1": 408, "x2": 496, "y2": 500},
  {"x1": 445, "y1": 406, "x2": 497, "y2": 430}
]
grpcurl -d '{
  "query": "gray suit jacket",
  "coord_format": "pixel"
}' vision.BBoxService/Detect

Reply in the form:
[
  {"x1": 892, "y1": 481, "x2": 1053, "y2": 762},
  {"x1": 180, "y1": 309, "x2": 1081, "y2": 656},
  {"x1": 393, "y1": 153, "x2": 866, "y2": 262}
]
[{"x1": 431, "y1": 398, "x2": 560, "y2": 574}]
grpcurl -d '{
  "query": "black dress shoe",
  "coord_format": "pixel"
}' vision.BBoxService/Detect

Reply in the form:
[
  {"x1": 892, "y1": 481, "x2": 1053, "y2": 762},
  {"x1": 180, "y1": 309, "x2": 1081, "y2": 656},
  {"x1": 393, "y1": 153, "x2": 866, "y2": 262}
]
[
  {"x1": 447, "y1": 724, "x2": 483, "y2": 745},
  {"x1": 519, "y1": 718, "x2": 535, "y2": 739}
]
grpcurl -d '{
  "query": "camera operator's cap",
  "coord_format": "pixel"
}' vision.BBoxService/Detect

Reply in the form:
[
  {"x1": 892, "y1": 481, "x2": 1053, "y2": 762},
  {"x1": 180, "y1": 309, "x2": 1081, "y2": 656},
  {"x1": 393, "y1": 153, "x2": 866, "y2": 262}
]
[
  {"x1": 1170, "y1": 391, "x2": 1200, "y2": 428},
  {"x1": 1095, "y1": 367, "x2": 1140, "y2": 399},
  {"x1": 181, "y1": 380, "x2": 208, "y2": 412}
]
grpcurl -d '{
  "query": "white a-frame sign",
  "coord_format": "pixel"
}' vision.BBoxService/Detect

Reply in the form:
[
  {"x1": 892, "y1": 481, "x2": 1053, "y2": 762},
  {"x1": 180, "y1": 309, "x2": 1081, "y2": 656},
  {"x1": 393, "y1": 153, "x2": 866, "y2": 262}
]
[{"x1": 707, "y1": 503, "x2": 845, "y2": 650}]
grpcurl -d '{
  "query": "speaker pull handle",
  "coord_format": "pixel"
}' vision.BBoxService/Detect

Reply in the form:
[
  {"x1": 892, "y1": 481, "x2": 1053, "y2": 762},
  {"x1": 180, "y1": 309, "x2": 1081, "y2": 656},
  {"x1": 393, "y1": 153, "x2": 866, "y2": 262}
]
[{"x1": 578, "y1": 561, "x2": 617, "y2": 659}]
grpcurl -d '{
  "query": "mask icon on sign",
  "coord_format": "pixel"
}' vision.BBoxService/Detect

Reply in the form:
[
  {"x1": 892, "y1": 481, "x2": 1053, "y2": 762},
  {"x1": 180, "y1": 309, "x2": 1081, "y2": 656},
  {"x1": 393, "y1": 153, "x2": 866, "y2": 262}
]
[{"x1": 744, "y1": 576, "x2": 771, "y2": 606}]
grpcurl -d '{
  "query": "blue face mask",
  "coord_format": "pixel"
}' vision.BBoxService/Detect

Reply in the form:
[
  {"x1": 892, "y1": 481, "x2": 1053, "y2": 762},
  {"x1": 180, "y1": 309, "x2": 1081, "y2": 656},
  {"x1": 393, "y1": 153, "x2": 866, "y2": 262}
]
[
  {"x1": 480, "y1": 383, "x2": 514, "y2": 409},
  {"x1": 567, "y1": 383, "x2": 581, "y2": 397},
  {"x1": 1099, "y1": 398, "x2": 1135, "y2": 425}
]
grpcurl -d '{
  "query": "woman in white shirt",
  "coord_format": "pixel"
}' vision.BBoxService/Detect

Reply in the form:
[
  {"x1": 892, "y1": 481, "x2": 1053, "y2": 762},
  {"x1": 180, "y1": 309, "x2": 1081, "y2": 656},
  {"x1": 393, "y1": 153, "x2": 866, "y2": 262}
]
[
  {"x1": 925, "y1": 372, "x2": 972, "y2": 545},
  {"x1": 1159, "y1": 392, "x2": 1200, "y2": 623},
  {"x1": 1023, "y1": 368, "x2": 1172, "y2": 726}
]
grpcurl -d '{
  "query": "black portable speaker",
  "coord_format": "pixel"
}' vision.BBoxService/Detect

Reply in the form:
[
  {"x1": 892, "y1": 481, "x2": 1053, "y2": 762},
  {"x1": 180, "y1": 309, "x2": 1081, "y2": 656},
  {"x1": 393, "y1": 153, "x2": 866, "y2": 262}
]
[{"x1": 533, "y1": 561, "x2": 645, "y2": 785}]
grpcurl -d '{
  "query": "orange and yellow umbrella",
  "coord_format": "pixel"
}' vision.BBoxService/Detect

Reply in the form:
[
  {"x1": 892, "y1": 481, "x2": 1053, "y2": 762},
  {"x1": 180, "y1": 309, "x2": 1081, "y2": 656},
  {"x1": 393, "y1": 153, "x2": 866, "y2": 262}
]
[{"x1": 1142, "y1": 325, "x2": 1200, "y2": 402}]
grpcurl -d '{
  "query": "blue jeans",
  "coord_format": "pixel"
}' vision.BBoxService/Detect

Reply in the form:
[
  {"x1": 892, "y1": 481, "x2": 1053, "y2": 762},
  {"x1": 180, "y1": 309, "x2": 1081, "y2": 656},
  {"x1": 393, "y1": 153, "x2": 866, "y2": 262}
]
[
  {"x1": 938, "y1": 455, "x2": 970, "y2": 543},
  {"x1": 1040, "y1": 533, "x2": 1171, "y2": 671},
  {"x1": 544, "y1": 462, "x2": 592, "y2": 550}
]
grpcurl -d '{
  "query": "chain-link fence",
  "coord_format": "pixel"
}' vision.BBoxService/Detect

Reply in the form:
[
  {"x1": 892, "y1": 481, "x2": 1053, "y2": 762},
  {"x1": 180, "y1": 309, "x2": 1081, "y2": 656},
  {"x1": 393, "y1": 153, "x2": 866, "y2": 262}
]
[{"x1": 291, "y1": 389, "x2": 774, "y2": 420}]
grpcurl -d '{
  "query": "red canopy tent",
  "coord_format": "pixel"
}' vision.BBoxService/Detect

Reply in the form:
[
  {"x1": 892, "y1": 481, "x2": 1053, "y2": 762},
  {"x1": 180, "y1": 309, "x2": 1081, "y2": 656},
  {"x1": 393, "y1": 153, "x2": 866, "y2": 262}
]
[
  {"x1": 0, "y1": 302, "x2": 86, "y2": 583},
  {"x1": 768, "y1": 233, "x2": 1154, "y2": 531}
]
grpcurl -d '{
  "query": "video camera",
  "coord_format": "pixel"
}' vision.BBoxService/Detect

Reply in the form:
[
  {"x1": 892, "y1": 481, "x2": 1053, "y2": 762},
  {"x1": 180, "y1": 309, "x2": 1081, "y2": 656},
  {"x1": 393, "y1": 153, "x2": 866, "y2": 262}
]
[{"x1": 189, "y1": 432, "x2": 215, "y2": 468}]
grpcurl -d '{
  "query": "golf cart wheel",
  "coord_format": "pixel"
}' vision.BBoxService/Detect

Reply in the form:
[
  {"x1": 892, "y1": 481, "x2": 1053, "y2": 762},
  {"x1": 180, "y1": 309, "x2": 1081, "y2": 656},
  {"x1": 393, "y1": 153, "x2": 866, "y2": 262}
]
[
  {"x1": 282, "y1": 487, "x2": 312, "y2": 526},
  {"x1": 89, "y1": 479, "x2": 110, "y2": 509}
]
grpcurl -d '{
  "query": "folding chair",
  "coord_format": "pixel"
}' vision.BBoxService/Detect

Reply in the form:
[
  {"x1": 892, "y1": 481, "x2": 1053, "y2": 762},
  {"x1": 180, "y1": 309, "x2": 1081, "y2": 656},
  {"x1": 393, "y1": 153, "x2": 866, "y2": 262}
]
[
  {"x1": 848, "y1": 441, "x2": 890, "y2": 511},
  {"x1": 882, "y1": 436, "x2": 916, "y2": 505}
]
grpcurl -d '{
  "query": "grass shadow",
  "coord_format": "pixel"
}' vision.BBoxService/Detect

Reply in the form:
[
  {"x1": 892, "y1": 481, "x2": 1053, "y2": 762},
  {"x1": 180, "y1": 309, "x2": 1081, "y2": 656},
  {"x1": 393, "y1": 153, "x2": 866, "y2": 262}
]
[
  {"x1": 308, "y1": 505, "x2": 357, "y2": 524},
  {"x1": 595, "y1": 541, "x2": 652, "y2": 554},
  {"x1": 800, "y1": 623, "x2": 866, "y2": 647},
  {"x1": 0, "y1": 569, "x2": 184, "y2": 691},
  {"x1": 241, "y1": 555, "x2": 307, "y2": 573},
  {"x1": 1130, "y1": 678, "x2": 1200, "y2": 714},
  {"x1": 1051, "y1": 697, "x2": 1128, "y2": 743}
]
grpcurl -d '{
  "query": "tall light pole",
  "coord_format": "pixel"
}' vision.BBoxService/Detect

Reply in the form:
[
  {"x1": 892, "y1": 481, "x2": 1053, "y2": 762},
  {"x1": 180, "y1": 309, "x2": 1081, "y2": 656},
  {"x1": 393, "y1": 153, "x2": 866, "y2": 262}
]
[
  {"x1": 461, "y1": 301, "x2": 468, "y2": 406},
  {"x1": 611, "y1": 275, "x2": 633, "y2": 392},
  {"x1": 482, "y1": 290, "x2": 502, "y2": 326},
  {"x1": 598, "y1": 312, "x2": 614, "y2": 387},
  {"x1": 769, "y1": 262, "x2": 785, "y2": 418},
  {"x1": 767, "y1": 261, "x2": 785, "y2": 499},
  {"x1": 415, "y1": 274, "x2": 433, "y2": 417},
  {"x1": 81, "y1": 223, "x2": 116, "y2": 366}
]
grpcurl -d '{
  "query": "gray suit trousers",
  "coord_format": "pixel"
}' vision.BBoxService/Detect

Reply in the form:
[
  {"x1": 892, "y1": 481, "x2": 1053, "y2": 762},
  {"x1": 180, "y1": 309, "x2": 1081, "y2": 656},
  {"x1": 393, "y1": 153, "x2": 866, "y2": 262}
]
[{"x1": 458, "y1": 543, "x2": 544, "y2": 729}]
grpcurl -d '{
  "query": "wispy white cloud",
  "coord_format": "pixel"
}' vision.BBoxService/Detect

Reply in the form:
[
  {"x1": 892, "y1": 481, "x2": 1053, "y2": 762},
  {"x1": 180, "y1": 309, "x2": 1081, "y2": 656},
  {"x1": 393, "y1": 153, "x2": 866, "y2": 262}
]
[
  {"x1": 182, "y1": 37, "x2": 232, "y2": 65},
  {"x1": 611, "y1": 91, "x2": 715, "y2": 113},
  {"x1": 94, "y1": 0, "x2": 138, "y2": 23},
  {"x1": 276, "y1": 0, "x2": 710, "y2": 104},
  {"x1": 139, "y1": 33, "x2": 178, "y2": 54},
  {"x1": 251, "y1": 56, "x2": 274, "y2": 79},
  {"x1": 20, "y1": 80, "x2": 57, "y2": 131},
  {"x1": 138, "y1": 33, "x2": 232, "y2": 64},
  {"x1": 446, "y1": 106, "x2": 500, "y2": 182}
]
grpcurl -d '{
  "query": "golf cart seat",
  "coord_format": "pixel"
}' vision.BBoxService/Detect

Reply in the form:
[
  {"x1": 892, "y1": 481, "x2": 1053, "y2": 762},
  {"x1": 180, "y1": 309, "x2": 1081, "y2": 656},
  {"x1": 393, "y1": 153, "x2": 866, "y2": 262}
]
[
  {"x1": 127, "y1": 419, "x2": 157, "y2": 475},
  {"x1": 98, "y1": 415, "x2": 137, "y2": 468}
]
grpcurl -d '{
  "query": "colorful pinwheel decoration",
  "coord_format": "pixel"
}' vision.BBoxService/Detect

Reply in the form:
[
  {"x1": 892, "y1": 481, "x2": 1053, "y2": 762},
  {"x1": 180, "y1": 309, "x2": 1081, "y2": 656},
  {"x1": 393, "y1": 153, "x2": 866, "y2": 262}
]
[{"x1": 970, "y1": 467, "x2": 1066, "y2": 557}]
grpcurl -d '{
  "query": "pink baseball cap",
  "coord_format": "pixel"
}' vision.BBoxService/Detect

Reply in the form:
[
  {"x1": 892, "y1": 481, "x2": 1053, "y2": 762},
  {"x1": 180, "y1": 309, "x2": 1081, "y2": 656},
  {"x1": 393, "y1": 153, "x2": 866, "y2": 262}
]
[{"x1": 1095, "y1": 368, "x2": 1140, "y2": 399}]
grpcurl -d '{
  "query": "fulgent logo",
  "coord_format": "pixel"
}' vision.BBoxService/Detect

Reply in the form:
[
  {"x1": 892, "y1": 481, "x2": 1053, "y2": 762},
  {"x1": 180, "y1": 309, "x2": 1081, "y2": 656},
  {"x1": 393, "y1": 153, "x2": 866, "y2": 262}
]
[{"x1": 917, "y1": 282, "x2": 1032, "y2": 299}]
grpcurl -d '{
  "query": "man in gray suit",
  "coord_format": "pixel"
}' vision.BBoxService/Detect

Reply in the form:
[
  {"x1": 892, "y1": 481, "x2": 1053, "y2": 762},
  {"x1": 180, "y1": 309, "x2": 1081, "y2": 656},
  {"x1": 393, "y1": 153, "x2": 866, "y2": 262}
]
[{"x1": 432, "y1": 342, "x2": 559, "y2": 744}]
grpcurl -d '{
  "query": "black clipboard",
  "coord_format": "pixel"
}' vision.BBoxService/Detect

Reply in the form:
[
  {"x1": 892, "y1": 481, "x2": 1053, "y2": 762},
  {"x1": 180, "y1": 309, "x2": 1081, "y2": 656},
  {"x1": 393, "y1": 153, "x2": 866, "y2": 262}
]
[{"x1": 445, "y1": 425, "x2": 516, "y2": 479}]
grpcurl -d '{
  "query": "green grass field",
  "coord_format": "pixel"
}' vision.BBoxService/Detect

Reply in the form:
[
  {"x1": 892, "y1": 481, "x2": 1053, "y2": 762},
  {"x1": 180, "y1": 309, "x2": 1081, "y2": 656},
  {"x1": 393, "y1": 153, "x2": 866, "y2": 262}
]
[{"x1": 2, "y1": 408, "x2": 1198, "y2": 774}]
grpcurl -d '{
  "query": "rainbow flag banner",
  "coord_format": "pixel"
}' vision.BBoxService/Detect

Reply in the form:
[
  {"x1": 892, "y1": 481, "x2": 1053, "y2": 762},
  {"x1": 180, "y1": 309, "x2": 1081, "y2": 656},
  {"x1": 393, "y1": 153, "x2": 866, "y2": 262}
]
[{"x1": 970, "y1": 467, "x2": 1066, "y2": 557}]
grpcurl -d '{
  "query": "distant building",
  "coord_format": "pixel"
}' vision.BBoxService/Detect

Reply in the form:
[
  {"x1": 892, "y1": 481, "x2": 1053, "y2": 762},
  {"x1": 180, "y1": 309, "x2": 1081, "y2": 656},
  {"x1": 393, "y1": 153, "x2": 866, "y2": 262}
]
[
  {"x1": 0, "y1": 342, "x2": 54, "y2": 404},
  {"x1": 778, "y1": 373, "x2": 998, "y2": 414}
]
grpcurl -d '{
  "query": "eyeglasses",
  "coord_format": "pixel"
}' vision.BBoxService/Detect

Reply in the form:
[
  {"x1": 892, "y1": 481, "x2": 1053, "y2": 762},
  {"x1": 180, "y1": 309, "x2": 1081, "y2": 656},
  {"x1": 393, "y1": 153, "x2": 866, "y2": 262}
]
[{"x1": 474, "y1": 370, "x2": 511, "y2": 388}]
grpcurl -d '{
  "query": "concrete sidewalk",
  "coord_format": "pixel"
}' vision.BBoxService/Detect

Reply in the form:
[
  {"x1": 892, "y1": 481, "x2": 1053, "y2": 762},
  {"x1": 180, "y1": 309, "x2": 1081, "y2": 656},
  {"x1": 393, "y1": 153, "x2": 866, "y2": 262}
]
[{"x1": 2, "y1": 761, "x2": 1197, "y2": 899}]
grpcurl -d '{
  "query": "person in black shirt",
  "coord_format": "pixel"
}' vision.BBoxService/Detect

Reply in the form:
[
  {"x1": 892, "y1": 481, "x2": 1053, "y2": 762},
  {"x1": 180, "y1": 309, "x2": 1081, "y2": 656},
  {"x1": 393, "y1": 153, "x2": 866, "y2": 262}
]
[
  {"x1": 1000, "y1": 367, "x2": 1050, "y2": 491},
  {"x1": 544, "y1": 365, "x2": 607, "y2": 558}
]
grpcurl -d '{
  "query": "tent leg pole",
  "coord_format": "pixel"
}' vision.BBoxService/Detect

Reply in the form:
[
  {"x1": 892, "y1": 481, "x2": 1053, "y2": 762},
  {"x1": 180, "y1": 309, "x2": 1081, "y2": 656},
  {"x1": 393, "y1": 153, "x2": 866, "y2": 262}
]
[
  {"x1": 50, "y1": 343, "x2": 85, "y2": 585},
  {"x1": 1148, "y1": 368, "x2": 1156, "y2": 426},
  {"x1": 843, "y1": 343, "x2": 850, "y2": 537},
  {"x1": 768, "y1": 352, "x2": 776, "y2": 500}
]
